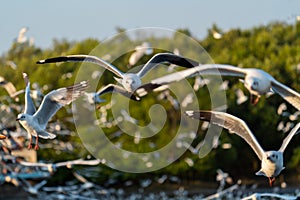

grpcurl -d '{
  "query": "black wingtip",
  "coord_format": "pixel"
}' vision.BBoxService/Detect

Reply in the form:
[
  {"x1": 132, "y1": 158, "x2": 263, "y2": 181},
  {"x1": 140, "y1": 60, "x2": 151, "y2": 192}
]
[
  {"x1": 152, "y1": 53, "x2": 199, "y2": 68},
  {"x1": 36, "y1": 60, "x2": 45, "y2": 64},
  {"x1": 36, "y1": 56, "x2": 72, "y2": 64},
  {"x1": 185, "y1": 110, "x2": 213, "y2": 121},
  {"x1": 130, "y1": 94, "x2": 141, "y2": 101}
]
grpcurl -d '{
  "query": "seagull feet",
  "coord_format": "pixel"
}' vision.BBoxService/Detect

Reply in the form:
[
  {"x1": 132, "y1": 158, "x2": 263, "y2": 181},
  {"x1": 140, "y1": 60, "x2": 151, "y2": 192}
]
[
  {"x1": 250, "y1": 95, "x2": 260, "y2": 105},
  {"x1": 268, "y1": 177, "x2": 276, "y2": 187},
  {"x1": 34, "y1": 136, "x2": 39, "y2": 150},
  {"x1": 27, "y1": 143, "x2": 32, "y2": 150},
  {"x1": 34, "y1": 144, "x2": 39, "y2": 151}
]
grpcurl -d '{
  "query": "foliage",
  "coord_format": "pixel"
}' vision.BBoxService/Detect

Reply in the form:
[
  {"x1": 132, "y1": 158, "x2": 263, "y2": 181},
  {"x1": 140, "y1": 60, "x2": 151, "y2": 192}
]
[{"x1": 1, "y1": 21, "x2": 300, "y2": 184}]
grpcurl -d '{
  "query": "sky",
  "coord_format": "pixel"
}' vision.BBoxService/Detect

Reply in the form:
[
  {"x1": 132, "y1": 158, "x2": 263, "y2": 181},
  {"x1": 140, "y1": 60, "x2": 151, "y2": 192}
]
[{"x1": 1, "y1": 0, "x2": 300, "y2": 55}]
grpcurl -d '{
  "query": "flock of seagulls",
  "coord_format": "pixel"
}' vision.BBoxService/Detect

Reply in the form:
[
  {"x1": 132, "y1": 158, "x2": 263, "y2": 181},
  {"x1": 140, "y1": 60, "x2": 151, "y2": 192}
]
[
  {"x1": 1, "y1": 36, "x2": 300, "y2": 198},
  {"x1": 35, "y1": 50, "x2": 300, "y2": 187}
]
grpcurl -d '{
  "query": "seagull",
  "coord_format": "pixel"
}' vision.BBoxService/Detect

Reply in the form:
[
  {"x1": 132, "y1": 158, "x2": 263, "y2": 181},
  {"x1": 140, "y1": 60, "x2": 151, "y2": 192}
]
[
  {"x1": 92, "y1": 84, "x2": 141, "y2": 101},
  {"x1": 5, "y1": 60, "x2": 18, "y2": 70},
  {"x1": 242, "y1": 193, "x2": 297, "y2": 200},
  {"x1": 235, "y1": 88, "x2": 248, "y2": 105},
  {"x1": 17, "y1": 27, "x2": 29, "y2": 44},
  {"x1": 128, "y1": 42, "x2": 153, "y2": 66},
  {"x1": 36, "y1": 53, "x2": 199, "y2": 97},
  {"x1": 84, "y1": 91, "x2": 106, "y2": 105},
  {"x1": 185, "y1": 110, "x2": 300, "y2": 186},
  {"x1": 20, "y1": 158, "x2": 101, "y2": 173},
  {"x1": 277, "y1": 103, "x2": 288, "y2": 115},
  {"x1": 20, "y1": 179, "x2": 47, "y2": 195},
  {"x1": 136, "y1": 64, "x2": 300, "y2": 110},
  {"x1": 211, "y1": 29, "x2": 223, "y2": 40},
  {"x1": 16, "y1": 73, "x2": 88, "y2": 150},
  {"x1": 0, "y1": 75, "x2": 23, "y2": 101}
]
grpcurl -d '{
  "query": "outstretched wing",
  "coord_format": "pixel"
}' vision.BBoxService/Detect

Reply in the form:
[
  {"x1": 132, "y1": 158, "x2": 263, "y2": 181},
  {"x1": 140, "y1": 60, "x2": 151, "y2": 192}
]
[
  {"x1": 33, "y1": 81, "x2": 88, "y2": 127},
  {"x1": 137, "y1": 53, "x2": 200, "y2": 78},
  {"x1": 271, "y1": 79, "x2": 300, "y2": 111},
  {"x1": 0, "y1": 76, "x2": 19, "y2": 99},
  {"x1": 279, "y1": 122, "x2": 300, "y2": 152},
  {"x1": 97, "y1": 84, "x2": 140, "y2": 101},
  {"x1": 37, "y1": 55, "x2": 124, "y2": 78},
  {"x1": 23, "y1": 73, "x2": 36, "y2": 115},
  {"x1": 185, "y1": 110, "x2": 264, "y2": 160},
  {"x1": 136, "y1": 64, "x2": 246, "y2": 97}
]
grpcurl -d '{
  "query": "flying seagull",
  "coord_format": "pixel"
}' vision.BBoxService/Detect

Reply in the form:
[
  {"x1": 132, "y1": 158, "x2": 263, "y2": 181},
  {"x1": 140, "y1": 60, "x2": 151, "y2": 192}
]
[
  {"x1": 128, "y1": 42, "x2": 153, "y2": 66},
  {"x1": 136, "y1": 64, "x2": 300, "y2": 110},
  {"x1": 20, "y1": 158, "x2": 101, "y2": 173},
  {"x1": 16, "y1": 73, "x2": 88, "y2": 150},
  {"x1": 0, "y1": 76, "x2": 24, "y2": 101},
  {"x1": 185, "y1": 110, "x2": 300, "y2": 186},
  {"x1": 36, "y1": 53, "x2": 199, "y2": 98}
]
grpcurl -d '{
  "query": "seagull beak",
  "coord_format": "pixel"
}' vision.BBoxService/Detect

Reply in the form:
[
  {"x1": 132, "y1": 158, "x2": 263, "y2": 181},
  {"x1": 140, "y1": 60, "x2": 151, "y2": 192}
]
[{"x1": 16, "y1": 117, "x2": 20, "y2": 121}]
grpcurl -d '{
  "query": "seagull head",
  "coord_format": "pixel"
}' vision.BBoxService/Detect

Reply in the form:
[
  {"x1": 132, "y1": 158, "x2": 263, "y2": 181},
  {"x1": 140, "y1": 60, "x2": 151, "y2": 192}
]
[
  {"x1": 16, "y1": 113, "x2": 27, "y2": 121},
  {"x1": 256, "y1": 151, "x2": 284, "y2": 180},
  {"x1": 244, "y1": 76, "x2": 261, "y2": 94},
  {"x1": 122, "y1": 73, "x2": 142, "y2": 92},
  {"x1": 244, "y1": 70, "x2": 272, "y2": 95},
  {"x1": 265, "y1": 151, "x2": 282, "y2": 164}
]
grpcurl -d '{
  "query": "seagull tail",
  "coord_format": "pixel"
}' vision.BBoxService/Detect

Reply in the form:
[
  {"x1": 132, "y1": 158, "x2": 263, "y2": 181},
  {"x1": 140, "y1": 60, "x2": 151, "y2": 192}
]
[{"x1": 38, "y1": 131, "x2": 56, "y2": 139}]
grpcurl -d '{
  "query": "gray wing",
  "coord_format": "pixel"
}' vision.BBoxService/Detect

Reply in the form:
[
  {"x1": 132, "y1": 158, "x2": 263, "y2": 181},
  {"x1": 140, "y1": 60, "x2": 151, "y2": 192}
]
[
  {"x1": 271, "y1": 79, "x2": 300, "y2": 111},
  {"x1": 185, "y1": 110, "x2": 264, "y2": 160},
  {"x1": 136, "y1": 53, "x2": 200, "y2": 78},
  {"x1": 97, "y1": 84, "x2": 140, "y2": 101},
  {"x1": 279, "y1": 122, "x2": 300, "y2": 152},
  {"x1": 136, "y1": 64, "x2": 246, "y2": 97},
  {"x1": 37, "y1": 55, "x2": 124, "y2": 78},
  {"x1": 33, "y1": 81, "x2": 88, "y2": 127},
  {"x1": 23, "y1": 73, "x2": 36, "y2": 115}
]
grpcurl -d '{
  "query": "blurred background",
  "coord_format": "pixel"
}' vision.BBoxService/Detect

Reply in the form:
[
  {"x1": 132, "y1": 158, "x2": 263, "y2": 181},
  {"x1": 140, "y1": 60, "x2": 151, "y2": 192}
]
[{"x1": 1, "y1": 0, "x2": 300, "y2": 199}]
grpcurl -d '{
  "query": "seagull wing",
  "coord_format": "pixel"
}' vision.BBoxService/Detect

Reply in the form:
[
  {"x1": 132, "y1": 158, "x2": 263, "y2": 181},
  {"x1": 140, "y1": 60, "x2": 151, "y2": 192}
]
[
  {"x1": 271, "y1": 79, "x2": 300, "y2": 111},
  {"x1": 55, "y1": 159, "x2": 101, "y2": 167},
  {"x1": 23, "y1": 73, "x2": 36, "y2": 115},
  {"x1": 97, "y1": 84, "x2": 140, "y2": 101},
  {"x1": 279, "y1": 122, "x2": 300, "y2": 152},
  {"x1": 19, "y1": 160, "x2": 50, "y2": 168},
  {"x1": 136, "y1": 64, "x2": 246, "y2": 97},
  {"x1": 137, "y1": 53, "x2": 200, "y2": 78},
  {"x1": 37, "y1": 55, "x2": 124, "y2": 78},
  {"x1": 185, "y1": 110, "x2": 264, "y2": 160},
  {"x1": 33, "y1": 81, "x2": 88, "y2": 127},
  {"x1": 0, "y1": 79, "x2": 17, "y2": 98}
]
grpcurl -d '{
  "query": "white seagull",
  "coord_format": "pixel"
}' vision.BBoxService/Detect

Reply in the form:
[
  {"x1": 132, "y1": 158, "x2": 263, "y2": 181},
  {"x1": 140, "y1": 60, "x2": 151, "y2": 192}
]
[
  {"x1": 128, "y1": 42, "x2": 153, "y2": 66},
  {"x1": 136, "y1": 64, "x2": 300, "y2": 110},
  {"x1": 185, "y1": 110, "x2": 300, "y2": 186},
  {"x1": 37, "y1": 53, "x2": 199, "y2": 98},
  {"x1": 0, "y1": 75, "x2": 24, "y2": 101},
  {"x1": 20, "y1": 158, "x2": 101, "y2": 173},
  {"x1": 16, "y1": 73, "x2": 88, "y2": 150}
]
